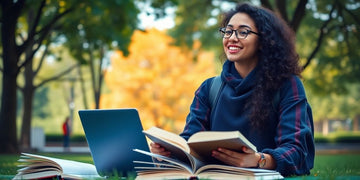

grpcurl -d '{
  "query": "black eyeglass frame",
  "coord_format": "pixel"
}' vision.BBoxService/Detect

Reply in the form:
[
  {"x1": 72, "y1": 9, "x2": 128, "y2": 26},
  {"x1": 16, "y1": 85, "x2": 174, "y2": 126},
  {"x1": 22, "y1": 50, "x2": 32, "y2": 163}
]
[{"x1": 219, "y1": 27, "x2": 260, "y2": 39}]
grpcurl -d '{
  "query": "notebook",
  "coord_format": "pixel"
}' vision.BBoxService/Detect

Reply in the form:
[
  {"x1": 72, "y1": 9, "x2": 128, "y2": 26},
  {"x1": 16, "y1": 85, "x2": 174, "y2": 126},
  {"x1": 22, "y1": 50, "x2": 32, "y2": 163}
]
[{"x1": 78, "y1": 108, "x2": 152, "y2": 177}]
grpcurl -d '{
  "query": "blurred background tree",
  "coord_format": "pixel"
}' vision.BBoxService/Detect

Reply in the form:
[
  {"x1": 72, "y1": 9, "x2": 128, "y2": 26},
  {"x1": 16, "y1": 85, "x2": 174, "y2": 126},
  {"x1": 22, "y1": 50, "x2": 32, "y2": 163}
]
[
  {"x1": 62, "y1": 0, "x2": 139, "y2": 110},
  {"x1": 1, "y1": 0, "x2": 77, "y2": 153},
  {"x1": 101, "y1": 29, "x2": 216, "y2": 133}
]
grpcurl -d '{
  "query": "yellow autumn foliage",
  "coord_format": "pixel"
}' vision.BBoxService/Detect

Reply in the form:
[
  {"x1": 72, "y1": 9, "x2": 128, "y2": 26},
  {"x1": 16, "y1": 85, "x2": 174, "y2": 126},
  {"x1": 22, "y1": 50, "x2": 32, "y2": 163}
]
[{"x1": 101, "y1": 29, "x2": 217, "y2": 133}]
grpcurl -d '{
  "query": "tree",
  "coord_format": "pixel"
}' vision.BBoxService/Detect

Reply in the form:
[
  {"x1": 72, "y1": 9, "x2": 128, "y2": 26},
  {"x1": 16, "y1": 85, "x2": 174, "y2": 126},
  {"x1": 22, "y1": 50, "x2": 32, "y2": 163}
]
[
  {"x1": 299, "y1": 0, "x2": 360, "y2": 94},
  {"x1": 101, "y1": 29, "x2": 216, "y2": 132},
  {"x1": 0, "y1": 0, "x2": 140, "y2": 153},
  {"x1": 0, "y1": 0, "x2": 75, "y2": 153},
  {"x1": 19, "y1": 41, "x2": 78, "y2": 150},
  {"x1": 63, "y1": 0, "x2": 139, "y2": 109},
  {"x1": 0, "y1": 0, "x2": 183, "y2": 153},
  {"x1": 303, "y1": 64, "x2": 360, "y2": 121}
]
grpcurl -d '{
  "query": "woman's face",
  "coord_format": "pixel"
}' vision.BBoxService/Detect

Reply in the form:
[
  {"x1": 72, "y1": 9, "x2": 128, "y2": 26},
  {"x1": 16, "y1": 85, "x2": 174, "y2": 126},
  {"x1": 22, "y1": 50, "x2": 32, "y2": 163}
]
[{"x1": 223, "y1": 13, "x2": 259, "y2": 65}]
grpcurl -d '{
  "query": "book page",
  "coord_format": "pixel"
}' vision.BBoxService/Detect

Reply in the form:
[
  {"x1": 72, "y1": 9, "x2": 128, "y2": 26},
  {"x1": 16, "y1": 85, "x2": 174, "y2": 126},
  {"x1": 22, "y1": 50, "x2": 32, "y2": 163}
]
[
  {"x1": 13, "y1": 170, "x2": 61, "y2": 180},
  {"x1": 195, "y1": 164, "x2": 283, "y2": 180},
  {"x1": 195, "y1": 164, "x2": 281, "y2": 175},
  {"x1": 197, "y1": 171, "x2": 283, "y2": 180},
  {"x1": 133, "y1": 149, "x2": 283, "y2": 180},
  {"x1": 133, "y1": 149, "x2": 193, "y2": 173},
  {"x1": 143, "y1": 127, "x2": 190, "y2": 152},
  {"x1": 187, "y1": 131, "x2": 257, "y2": 162},
  {"x1": 133, "y1": 160, "x2": 183, "y2": 169},
  {"x1": 188, "y1": 131, "x2": 257, "y2": 152},
  {"x1": 17, "y1": 164, "x2": 60, "y2": 174},
  {"x1": 19, "y1": 153, "x2": 101, "y2": 178}
]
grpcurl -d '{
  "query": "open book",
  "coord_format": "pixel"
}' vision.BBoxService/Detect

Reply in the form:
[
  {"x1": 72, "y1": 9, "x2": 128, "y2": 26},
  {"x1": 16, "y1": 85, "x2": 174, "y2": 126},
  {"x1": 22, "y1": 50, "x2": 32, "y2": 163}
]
[
  {"x1": 133, "y1": 127, "x2": 283, "y2": 180},
  {"x1": 13, "y1": 153, "x2": 102, "y2": 180}
]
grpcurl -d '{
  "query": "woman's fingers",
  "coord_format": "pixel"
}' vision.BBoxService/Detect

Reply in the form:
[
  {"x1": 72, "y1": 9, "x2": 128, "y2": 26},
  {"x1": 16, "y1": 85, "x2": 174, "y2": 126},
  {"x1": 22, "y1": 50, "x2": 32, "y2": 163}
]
[
  {"x1": 212, "y1": 147, "x2": 258, "y2": 167},
  {"x1": 150, "y1": 142, "x2": 171, "y2": 161}
]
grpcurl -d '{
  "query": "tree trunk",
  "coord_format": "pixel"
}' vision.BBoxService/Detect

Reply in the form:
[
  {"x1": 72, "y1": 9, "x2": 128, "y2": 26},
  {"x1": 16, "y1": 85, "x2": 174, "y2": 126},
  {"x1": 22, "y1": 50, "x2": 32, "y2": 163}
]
[
  {"x1": 353, "y1": 115, "x2": 359, "y2": 131},
  {"x1": 0, "y1": 44, "x2": 19, "y2": 153},
  {"x1": 95, "y1": 46, "x2": 105, "y2": 109},
  {"x1": 89, "y1": 45, "x2": 98, "y2": 109},
  {"x1": 0, "y1": 0, "x2": 24, "y2": 154},
  {"x1": 78, "y1": 64, "x2": 89, "y2": 109},
  {"x1": 20, "y1": 87, "x2": 35, "y2": 151},
  {"x1": 20, "y1": 60, "x2": 35, "y2": 151},
  {"x1": 0, "y1": 71, "x2": 19, "y2": 153},
  {"x1": 89, "y1": 44, "x2": 105, "y2": 109}
]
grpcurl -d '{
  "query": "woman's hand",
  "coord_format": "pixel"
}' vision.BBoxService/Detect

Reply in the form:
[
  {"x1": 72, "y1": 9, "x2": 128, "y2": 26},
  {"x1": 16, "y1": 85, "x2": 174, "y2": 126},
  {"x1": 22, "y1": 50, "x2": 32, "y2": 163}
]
[
  {"x1": 150, "y1": 142, "x2": 171, "y2": 161},
  {"x1": 211, "y1": 146, "x2": 276, "y2": 169}
]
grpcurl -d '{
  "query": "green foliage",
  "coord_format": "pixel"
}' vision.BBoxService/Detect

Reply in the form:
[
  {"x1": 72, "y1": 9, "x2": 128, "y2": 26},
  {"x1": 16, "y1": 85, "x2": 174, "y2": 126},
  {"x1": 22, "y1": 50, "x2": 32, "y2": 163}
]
[
  {"x1": 314, "y1": 131, "x2": 360, "y2": 144},
  {"x1": 304, "y1": 81, "x2": 360, "y2": 121},
  {"x1": 300, "y1": 0, "x2": 360, "y2": 94},
  {"x1": 169, "y1": 0, "x2": 228, "y2": 55},
  {"x1": 142, "y1": 0, "x2": 178, "y2": 19},
  {"x1": 46, "y1": 134, "x2": 87, "y2": 143},
  {"x1": 63, "y1": 0, "x2": 139, "y2": 60},
  {"x1": 32, "y1": 87, "x2": 51, "y2": 119}
]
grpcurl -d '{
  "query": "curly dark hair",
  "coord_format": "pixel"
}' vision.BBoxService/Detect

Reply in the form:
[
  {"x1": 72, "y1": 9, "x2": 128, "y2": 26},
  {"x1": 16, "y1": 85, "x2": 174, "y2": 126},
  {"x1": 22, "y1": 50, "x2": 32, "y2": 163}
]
[{"x1": 221, "y1": 3, "x2": 303, "y2": 128}]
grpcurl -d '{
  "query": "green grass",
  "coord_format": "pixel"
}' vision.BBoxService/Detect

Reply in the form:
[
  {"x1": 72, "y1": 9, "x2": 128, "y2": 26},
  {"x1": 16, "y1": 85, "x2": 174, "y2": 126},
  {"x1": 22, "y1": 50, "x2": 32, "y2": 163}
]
[
  {"x1": 310, "y1": 153, "x2": 360, "y2": 179},
  {"x1": 1, "y1": 152, "x2": 360, "y2": 179}
]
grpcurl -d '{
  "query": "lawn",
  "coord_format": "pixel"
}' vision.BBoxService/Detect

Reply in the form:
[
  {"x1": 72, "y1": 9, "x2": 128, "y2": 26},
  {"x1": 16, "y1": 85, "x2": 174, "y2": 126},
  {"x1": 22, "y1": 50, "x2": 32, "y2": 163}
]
[
  {"x1": 309, "y1": 153, "x2": 360, "y2": 179},
  {"x1": 1, "y1": 152, "x2": 359, "y2": 179}
]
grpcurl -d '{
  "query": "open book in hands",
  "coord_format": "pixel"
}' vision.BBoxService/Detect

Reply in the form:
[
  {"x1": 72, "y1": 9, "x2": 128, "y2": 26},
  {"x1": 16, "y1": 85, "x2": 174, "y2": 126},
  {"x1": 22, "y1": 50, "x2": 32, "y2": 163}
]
[
  {"x1": 143, "y1": 127, "x2": 257, "y2": 163},
  {"x1": 133, "y1": 127, "x2": 283, "y2": 180}
]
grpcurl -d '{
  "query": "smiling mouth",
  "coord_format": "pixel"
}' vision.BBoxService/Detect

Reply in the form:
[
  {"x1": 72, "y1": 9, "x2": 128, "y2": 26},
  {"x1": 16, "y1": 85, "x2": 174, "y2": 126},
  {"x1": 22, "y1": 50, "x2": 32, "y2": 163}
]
[
  {"x1": 229, "y1": 46, "x2": 240, "y2": 50},
  {"x1": 227, "y1": 46, "x2": 242, "y2": 53}
]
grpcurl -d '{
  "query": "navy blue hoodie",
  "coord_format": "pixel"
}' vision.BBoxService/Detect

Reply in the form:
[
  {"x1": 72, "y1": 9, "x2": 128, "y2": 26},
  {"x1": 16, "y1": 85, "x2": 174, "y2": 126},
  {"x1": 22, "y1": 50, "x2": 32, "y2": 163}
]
[{"x1": 180, "y1": 60, "x2": 314, "y2": 176}]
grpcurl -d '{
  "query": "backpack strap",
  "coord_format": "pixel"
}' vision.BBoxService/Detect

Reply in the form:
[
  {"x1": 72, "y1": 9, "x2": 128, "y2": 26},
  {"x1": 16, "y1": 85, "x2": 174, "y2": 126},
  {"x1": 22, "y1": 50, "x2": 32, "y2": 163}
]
[{"x1": 209, "y1": 75, "x2": 224, "y2": 108}]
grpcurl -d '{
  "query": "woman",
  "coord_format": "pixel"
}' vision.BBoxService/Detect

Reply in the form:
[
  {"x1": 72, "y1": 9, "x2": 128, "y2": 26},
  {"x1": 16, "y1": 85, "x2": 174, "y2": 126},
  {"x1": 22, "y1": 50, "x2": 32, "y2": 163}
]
[{"x1": 151, "y1": 3, "x2": 314, "y2": 177}]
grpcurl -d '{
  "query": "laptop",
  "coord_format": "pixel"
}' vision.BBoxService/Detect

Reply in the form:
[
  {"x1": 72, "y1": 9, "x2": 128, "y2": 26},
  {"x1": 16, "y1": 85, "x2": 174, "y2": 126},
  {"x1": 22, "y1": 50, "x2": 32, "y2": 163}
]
[{"x1": 78, "y1": 108, "x2": 152, "y2": 177}]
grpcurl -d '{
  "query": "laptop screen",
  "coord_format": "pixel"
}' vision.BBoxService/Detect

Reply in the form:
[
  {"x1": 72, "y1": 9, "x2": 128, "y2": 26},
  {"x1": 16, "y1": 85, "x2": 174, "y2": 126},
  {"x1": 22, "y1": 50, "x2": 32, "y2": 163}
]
[{"x1": 78, "y1": 108, "x2": 152, "y2": 177}]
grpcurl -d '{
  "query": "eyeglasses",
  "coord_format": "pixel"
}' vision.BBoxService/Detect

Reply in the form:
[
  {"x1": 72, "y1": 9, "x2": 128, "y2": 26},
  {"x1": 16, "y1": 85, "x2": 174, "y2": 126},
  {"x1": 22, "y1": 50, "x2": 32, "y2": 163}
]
[{"x1": 219, "y1": 27, "x2": 259, "y2": 39}]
